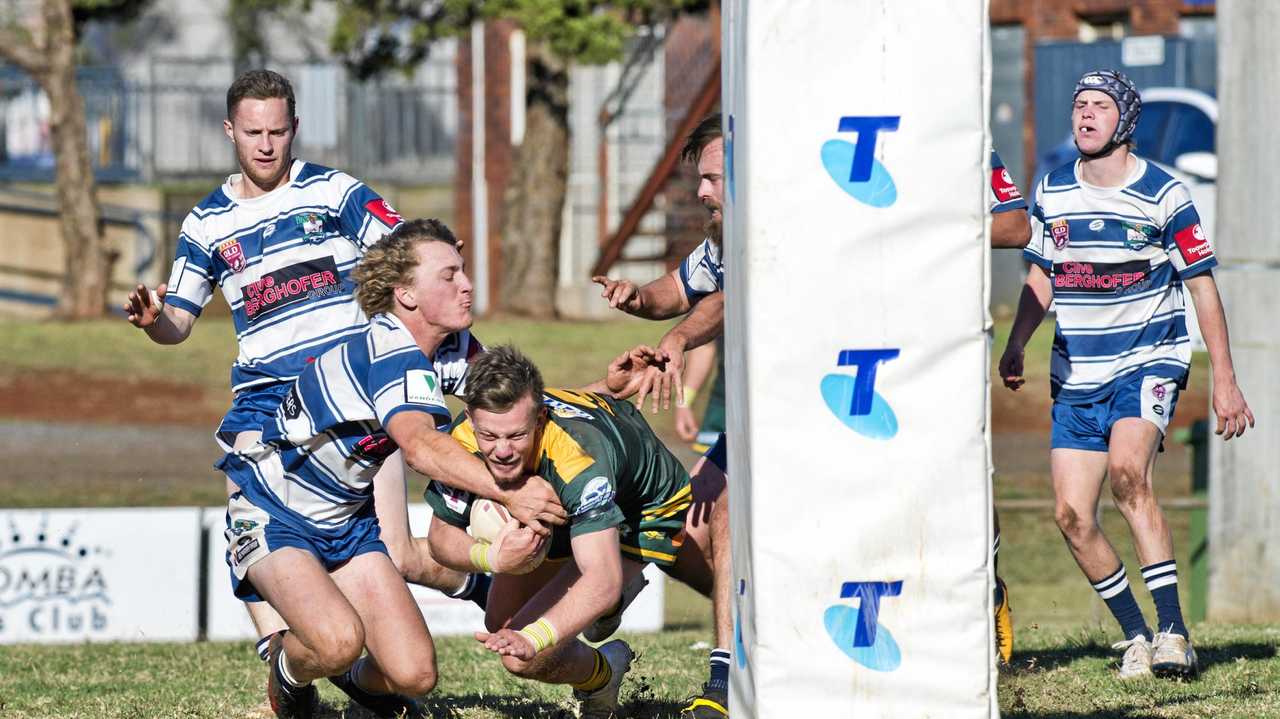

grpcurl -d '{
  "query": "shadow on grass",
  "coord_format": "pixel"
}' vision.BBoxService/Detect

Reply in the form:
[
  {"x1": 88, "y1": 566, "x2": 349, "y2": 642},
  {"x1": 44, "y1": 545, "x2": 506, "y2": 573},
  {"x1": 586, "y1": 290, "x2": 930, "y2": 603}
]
[
  {"x1": 324, "y1": 694, "x2": 688, "y2": 719},
  {"x1": 1006, "y1": 638, "x2": 1278, "y2": 675}
]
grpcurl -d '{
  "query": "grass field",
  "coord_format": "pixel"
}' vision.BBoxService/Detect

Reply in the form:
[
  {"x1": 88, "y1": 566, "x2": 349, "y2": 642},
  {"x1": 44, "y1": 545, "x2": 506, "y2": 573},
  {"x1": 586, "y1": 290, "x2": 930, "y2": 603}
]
[{"x1": 2, "y1": 316, "x2": 1278, "y2": 717}]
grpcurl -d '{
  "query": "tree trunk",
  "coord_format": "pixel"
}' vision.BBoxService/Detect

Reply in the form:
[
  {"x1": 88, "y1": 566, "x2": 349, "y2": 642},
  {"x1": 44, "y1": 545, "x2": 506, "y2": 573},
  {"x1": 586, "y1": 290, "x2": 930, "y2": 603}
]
[
  {"x1": 41, "y1": 0, "x2": 108, "y2": 319},
  {"x1": 497, "y1": 42, "x2": 568, "y2": 318}
]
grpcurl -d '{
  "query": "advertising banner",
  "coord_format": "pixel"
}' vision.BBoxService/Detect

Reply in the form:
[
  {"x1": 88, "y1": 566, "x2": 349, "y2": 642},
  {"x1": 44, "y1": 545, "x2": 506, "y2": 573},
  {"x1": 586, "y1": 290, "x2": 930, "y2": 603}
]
[
  {"x1": 0, "y1": 508, "x2": 202, "y2": 643},
  {"x1": 722, "y1": 1, "x2": 996, "y2": 715}
]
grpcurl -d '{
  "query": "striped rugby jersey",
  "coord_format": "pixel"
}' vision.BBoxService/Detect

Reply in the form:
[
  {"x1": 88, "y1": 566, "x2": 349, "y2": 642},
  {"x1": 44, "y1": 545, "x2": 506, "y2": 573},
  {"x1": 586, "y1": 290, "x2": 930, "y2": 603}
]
[
  {"x1": 677, "y1": 237, "x2": 724, "y2": 302},
  {"x1": 224, "y1": 314, "x2": 482, "y2": 534},
  {"x1": 989, "y1": 150, "x2": 1027, "y2": 214},
  {"x1": 1025, "y1": 157, "x2": 1216, "y2": 404},
  {"x1": 164, "y1": 160, "x2": 403, "y2": 392}
]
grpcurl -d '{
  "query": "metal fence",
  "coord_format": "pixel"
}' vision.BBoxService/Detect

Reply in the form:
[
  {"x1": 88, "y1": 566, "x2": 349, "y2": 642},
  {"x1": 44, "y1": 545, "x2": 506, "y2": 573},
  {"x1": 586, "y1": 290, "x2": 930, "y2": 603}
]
[{"x1": 0, "y1": 53, "x2": 458, "y2": 185}]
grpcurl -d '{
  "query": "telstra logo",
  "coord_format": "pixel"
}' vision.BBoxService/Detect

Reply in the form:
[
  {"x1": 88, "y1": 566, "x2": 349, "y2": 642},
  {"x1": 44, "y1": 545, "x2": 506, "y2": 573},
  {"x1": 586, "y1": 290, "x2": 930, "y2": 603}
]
[
  {"x1": 820, "y1": 116, "x2": 900, "y2": 207},
  {"x1": 819, "y1": 348, "x2": 900, "y2": 439},
  {"x1": 823, "y1": 580, "x2": 904, "y2": 672}
]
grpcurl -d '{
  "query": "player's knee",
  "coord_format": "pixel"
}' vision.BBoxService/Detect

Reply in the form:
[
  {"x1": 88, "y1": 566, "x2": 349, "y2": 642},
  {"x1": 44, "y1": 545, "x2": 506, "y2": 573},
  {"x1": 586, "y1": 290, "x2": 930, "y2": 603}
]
[
  {"x1": 1108, "y1": 460, "x2": 1149, "y2": 505},
  {"x1": 386, "y1": 660, "x2": 437, "y2": 696},
  {"x1": 1053, "y1": 502, "x2": 1093, "y2": 539},
  {"x1": 311, "y1": 619, "x2": 365, "y2": 673},
  {"x1": 501, "y1": 653, "x2": 538, "y2": 679}
]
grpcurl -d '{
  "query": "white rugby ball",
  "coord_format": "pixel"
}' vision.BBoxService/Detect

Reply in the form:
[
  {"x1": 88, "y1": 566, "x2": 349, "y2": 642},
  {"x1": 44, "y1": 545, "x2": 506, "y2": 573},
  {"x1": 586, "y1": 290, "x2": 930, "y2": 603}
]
[
  {"x1": 468, "y1": 499, "x2": 550, "y2": 572},
  {"x1": 468, "y1": 498, "x2": 514, "y2": 543}
]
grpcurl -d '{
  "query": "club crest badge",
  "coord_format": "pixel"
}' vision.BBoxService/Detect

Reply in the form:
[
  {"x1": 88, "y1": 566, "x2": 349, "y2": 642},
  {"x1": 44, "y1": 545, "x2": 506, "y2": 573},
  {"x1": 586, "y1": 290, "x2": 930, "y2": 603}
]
[
  {"x1": 1050, "y1": 219, "x2": 1070, "y2": 249},
  {"x1": 217, "y1": 238, "x2": 246, "y2": 273}
]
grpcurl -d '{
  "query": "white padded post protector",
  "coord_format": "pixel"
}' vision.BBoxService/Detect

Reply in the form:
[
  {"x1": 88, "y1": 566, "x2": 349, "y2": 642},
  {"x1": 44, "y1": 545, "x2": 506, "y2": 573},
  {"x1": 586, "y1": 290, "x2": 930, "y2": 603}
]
[{"x1": 722, "y1": 2, "x2": 996, "y2": 716}]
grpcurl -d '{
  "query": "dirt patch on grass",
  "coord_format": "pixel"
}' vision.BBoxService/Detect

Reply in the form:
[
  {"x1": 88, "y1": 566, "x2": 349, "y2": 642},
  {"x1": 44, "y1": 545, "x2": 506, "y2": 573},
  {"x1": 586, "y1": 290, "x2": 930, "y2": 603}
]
[{"x1": 0, "y1": 370, "x2": 225, "y2": 428}]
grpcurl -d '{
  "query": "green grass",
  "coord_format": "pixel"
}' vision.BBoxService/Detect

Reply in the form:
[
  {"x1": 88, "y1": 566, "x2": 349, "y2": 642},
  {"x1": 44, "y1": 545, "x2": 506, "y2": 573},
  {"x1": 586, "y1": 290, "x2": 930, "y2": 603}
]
[{"x1": 2, "y1": 316, "x2": 1275, "y2": 717}]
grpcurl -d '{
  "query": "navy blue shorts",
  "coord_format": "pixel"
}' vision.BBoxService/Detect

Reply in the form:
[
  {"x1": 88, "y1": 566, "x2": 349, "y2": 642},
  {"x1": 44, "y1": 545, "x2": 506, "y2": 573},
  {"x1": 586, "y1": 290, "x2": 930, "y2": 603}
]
[
  {"x1": 1051, "y1": 374, "x2": 1180, "y2": 452},
  {"x1": 704, "y1": 433, "x2": 727, "y2": 473},
  {"x1": 224, "y1": 491, "x2": 386, "y2": 602},
  {"x1": 216, "y1": 382, "x2": 292, "y2": 451}
]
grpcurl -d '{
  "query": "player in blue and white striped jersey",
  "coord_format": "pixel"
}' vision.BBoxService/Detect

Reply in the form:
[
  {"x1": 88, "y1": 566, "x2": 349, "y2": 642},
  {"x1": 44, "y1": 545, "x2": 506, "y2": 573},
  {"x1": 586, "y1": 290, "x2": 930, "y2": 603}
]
[
  {"x1": 123, "y1": 71, "x2": 530, "y2": 676},
  {"x1": 220, "y1": 220, "x2": 655, "y2": 718},
  {"x1": 999, "y1": 70, "x2": 1253, "y2": 681}
]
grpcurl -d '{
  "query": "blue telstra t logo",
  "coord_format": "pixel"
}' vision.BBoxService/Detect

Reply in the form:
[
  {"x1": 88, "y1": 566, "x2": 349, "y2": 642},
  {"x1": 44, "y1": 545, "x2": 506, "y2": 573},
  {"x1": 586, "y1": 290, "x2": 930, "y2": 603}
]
[
  {"x1": 820, "y1": 348, "x2": 900, "y2": 439},
  {"x1": 821, "y1": 116, "x2": 900, "y2": 207},
  {"x1": 824, "y1": 580, "x2": 904, "y2": 672}
]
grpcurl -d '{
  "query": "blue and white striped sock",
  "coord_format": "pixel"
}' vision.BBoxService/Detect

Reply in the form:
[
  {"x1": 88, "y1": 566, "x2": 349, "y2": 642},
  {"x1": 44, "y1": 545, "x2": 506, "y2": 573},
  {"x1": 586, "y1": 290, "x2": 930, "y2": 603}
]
[
  {"x1": 707, "y1": 648, "x2": 730, "y2": 695},
  {"x1": 1091, "y1": 565, "x2": 1150, "y2": 641},
  {"x1": 1142, "y1": 559, "x2": 1188, "y2": 638}
]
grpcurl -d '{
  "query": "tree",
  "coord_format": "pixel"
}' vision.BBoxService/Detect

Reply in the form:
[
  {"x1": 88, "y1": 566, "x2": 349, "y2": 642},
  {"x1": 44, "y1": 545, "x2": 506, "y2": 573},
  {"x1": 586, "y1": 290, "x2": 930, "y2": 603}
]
[
  {"x1": 326, "y1": 0, "x2": 706, "y2": 317},
  {"x1": 0, "y1": 0, "x2": 148, "y2": 319}
]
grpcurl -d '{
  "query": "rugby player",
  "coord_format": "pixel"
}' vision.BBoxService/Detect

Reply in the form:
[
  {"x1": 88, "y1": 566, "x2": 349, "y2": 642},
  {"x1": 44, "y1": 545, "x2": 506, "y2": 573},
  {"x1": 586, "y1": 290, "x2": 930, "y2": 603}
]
[
  {"x1": 999, "y1": 70, "x2": 1253, "y2": 679},
  {"x1": 591, "y1": 113, "x2": 732, "y2": 718},
  {"x1": 988, "y1": 146, "x2": 1032, "y2": 665},
  {"x1": 423, "y1": 345, "x2": 725, "y2": 719},
  {"x1": 124, "y1": 70, "x2": 558, "y2": 659}
]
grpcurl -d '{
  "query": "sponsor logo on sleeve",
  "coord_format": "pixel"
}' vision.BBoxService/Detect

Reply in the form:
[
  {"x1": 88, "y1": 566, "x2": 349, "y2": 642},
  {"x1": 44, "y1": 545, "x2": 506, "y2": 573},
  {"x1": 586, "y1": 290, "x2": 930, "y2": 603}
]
[
  {"x1": 217, "y1": 238, "x2": 247, "y2": 273},
  {"x1": 405, "y1": 369, "x2": 445, "y2": 407},
  {"x1": 990, "y1": 168, "x2": 1022, "y2": 202},
  {"x1": 574, "y1": 476, "x2": 615, "y2": 516},
  {"x1": 1174, "y1": 223, "x2": 1213, "y2": 265},
  {"x1": 366, "y1": 199, "x2": 403, "y2": 228},
  {"x1": 242, "y1": 256, "x2": 343, "y2": 323},
  {"x1": 353, "y1": 431, "x2": 398, "y2": 462}
]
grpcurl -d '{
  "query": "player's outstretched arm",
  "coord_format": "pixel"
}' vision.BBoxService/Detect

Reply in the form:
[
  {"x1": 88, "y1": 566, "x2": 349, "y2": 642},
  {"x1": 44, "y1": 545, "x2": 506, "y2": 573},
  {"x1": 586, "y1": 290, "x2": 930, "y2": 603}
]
[
  {"x1": 1185, "y1": 273, "x2": 1255, "y2": 440},
  {"x1": 992, "y1": 208, "x2": 1032, "y2": 249},
  {"x1": 591, "y1": 271, "x2": 691, "y2": 320},
  {"x1": 998, "y1": 263, "x2": 1052, "y2": 391},
  {"x1": 633, "y1": 291, "x2": 724, "y2": 413},
  {"x1": 575, "y1": 344, "x2": 664, "y2": 399},
  {"x1": 475, "y1": 528, "x2": 624, "y2": 659},
  {"x1": 427, "y1": 514, "x2": 480, "y2": 573},
  {"x1": 387, "y1": 411, "x2": 568, "y2": 533},
  {"x1": 123, "y1": 283, "x2": 197, "y2": 344}
]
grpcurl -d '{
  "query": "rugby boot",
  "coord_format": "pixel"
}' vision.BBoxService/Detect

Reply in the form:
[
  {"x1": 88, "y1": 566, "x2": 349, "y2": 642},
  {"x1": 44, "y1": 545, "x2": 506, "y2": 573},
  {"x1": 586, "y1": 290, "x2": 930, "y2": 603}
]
[
  {"x1": 329, "y1": 664, "x2": 425, "y2": 718},
  {"x1": 1151, "y1": 631, "x2": 1199, "y2": 678},
  {"x1": 266, "y1": 632, "x2": 319, "y2": 719},
  {"x1": 680, "y1": 684, "x2": 728, "y2": 718},
  {"x1": 584, "y1": 572, "x2": 650, "y2": 642},
  {"x1": 574, "y1": 639, "x2": 634, "y2": 719},
  {"x1": 993, "y1": 576, "x2": 1013, "y2": 666},
  {"x1": 1111, "y1": 635, "x2": 1154, "y2": 680}
]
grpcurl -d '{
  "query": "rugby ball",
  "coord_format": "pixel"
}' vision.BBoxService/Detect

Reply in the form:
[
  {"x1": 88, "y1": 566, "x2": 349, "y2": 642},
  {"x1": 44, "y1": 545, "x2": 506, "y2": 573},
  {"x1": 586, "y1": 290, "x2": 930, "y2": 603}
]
[
  {"x1": 468, "y1": 499, "x2": 514, "y2": 543},
  {"x1": 468, "y1": 499, "x2": 550, "y2": 573}
]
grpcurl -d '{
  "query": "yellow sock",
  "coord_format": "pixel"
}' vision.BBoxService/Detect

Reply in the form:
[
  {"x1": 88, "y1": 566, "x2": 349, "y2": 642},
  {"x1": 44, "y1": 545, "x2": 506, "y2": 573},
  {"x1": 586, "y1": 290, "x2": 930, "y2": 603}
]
[{"x1": 571, "y1": 648, "x2": 612, "y2": 693}]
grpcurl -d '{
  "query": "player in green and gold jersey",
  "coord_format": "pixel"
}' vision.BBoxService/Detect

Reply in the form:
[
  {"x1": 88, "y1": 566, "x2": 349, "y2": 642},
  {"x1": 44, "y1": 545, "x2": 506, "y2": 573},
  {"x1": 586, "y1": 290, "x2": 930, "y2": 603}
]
[{"x1": 424, "y1": 345, "x2": 724, "y2": 719}]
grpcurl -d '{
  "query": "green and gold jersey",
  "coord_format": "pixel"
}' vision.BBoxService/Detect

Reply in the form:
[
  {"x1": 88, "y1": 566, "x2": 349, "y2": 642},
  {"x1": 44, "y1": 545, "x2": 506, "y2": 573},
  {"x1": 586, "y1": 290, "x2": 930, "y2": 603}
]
[{"x1": 424, "y1": 389, "x2": 693, "y2": 566}]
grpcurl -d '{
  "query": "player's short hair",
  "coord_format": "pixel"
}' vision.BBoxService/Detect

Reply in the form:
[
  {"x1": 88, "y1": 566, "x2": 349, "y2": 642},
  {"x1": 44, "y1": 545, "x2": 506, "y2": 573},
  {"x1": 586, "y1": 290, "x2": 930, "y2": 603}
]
[
  {"x1": 352, "y1": 219, "x2": 459, "y2": 317},
  {"x1": 226, "y1": 69, "x2": 296, "y2": 120},
  {"x1": 682, "y1": 113, "x2": 722, "y2": 164},
  {"x1": 463, "y1": 345, "x2": 545, "y2": 418}
]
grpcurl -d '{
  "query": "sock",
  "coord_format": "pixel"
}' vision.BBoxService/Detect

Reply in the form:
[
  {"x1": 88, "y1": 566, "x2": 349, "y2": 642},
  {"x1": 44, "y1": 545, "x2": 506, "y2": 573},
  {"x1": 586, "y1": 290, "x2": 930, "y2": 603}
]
[
  {"x1": 256, "y1": 634, "x2": 274, "y2": 663},
  {"x1": 449, "y1": 573, "x2": 492, "y2": 611},
  {"x1": 1091, "y1": 565, "x2": 1151, "y2": 641},
  {"x1": 1142, "y1": 560, "x2": 1188, "y2": 638},
  {"x1": 276, "y1": 646, "x2": 308, "y2": 688},
  {"x1": 707, "y1": 648, "x2": 730, "y2": 695},
  {"x1": 571, "y1": 648, "x2": 613, "y2": 693}
]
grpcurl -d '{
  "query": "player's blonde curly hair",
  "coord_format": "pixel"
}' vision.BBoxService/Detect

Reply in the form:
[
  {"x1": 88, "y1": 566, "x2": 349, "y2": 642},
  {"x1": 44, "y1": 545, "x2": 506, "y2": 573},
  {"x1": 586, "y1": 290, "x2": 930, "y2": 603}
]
[{"x1": 353, "y1": 218, "x2": 458, "y2": 317}]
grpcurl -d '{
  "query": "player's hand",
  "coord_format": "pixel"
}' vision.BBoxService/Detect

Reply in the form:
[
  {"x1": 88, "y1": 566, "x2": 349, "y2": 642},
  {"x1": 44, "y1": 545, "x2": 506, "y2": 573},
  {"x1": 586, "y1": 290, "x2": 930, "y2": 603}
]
[
  {"x1": 1212, "y1": 379, "x2": 1254, "y2": 441},
  {"x1": 124, "y1": 283, "x2": 167, "y2": 329},
  {"x1": 998, "y1": 344, "x2": 1025, "y2": 391},
  {"x1": 605, "y1": 344, "x2": 662, "y2": 398},
  {"x1": 490, "y1": 519, "x2": 547, "y2": 575},
  {"x1": 634, "y1": 336, "x2": 685, "y2": 413},
  {"x1": 591, "y1": 275, "x2": 643, "y2": 313},
  {"x1": 674, "y1": 405, "x2": 699, "y2": 442},
  {"x1": 474, "y1": 628, "x2": 537, "y2": 660},
  {"x1": 500, "y1": 477, "x2": 567, "y2": 536}
]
